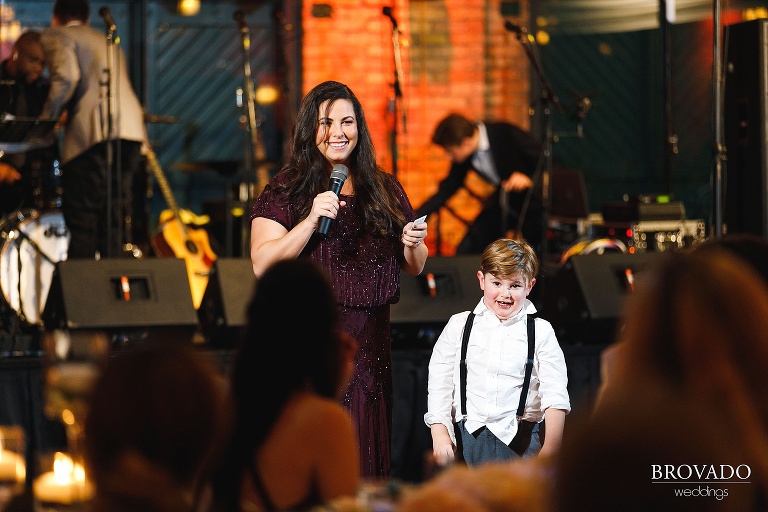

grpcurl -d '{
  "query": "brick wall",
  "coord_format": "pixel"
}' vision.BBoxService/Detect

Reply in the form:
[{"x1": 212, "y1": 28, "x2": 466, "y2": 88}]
[{"x1": 303, "y1": 0, "x2": 531, "y2": 255}]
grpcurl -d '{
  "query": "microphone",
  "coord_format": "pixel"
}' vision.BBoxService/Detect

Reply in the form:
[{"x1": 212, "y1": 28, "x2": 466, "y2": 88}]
[
  {"x1": 382, "y1": 6, "x2": 398, "y2": 29},
  {"x1": 317, "y1": 164, "x2": 348, "y2": 236},
  {"x1": 234, "y1": 10, "x2": 248, "y2": 33},
  {"x1": 99, "y1": 6, "x2": 116, "y2": 32},
  {"x1": 504, "y1": 20, "x2": 525, "y2": 35},
  {"x1": 234, "y1": 10, "x2": 250, "y2": 48}
]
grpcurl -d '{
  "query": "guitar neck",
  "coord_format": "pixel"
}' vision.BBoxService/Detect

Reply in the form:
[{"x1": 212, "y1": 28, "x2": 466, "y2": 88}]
[{"x1": 146, "y1": 149, "x2": 189, "y2": 235}]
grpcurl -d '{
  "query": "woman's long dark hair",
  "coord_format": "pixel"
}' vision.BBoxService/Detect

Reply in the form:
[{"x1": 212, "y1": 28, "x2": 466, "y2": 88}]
[
  {"x1": 211, "y1": 259, "x2": 344, "y2": 512},
  {"x1": 274, "y1": 80, "x2": 407, "y2": 237}
]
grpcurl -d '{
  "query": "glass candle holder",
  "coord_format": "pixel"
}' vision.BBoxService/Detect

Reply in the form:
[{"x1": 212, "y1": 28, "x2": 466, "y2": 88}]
[{"x1": 0, "y1": 425, "x2": 26, "y2": 512}]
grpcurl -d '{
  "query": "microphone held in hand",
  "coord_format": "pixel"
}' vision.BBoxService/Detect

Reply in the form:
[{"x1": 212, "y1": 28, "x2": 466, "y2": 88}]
[
  {"x1": 317, "y1": 164, "x2": 348, "y2": 236},
  {"x1": 99, "y1": 6, "x2": 116, "y2": 33}
]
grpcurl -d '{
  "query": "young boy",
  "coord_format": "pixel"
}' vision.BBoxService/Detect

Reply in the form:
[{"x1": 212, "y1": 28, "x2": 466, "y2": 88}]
[{"x1": 424, "y1": 238, "x2": 570, "y2": 467}]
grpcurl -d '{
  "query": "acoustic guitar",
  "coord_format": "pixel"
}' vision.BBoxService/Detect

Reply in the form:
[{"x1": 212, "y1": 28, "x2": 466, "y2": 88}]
[{"x1": 146, "y1": 147, "x2": 216, "y2": 309}]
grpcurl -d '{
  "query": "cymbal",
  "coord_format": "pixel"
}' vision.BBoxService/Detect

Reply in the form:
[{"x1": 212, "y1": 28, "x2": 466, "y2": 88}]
[
  {"x1": 172, "y1": 160, "x2": 241, "y2": 176},
  {"x1": 144, "y1": 113, "x2": 178, "y2": 124}
]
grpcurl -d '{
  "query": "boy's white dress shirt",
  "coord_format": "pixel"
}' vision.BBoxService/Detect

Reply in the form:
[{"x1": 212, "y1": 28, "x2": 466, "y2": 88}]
[{"x1": 424, "y1": 298, "x2": 571, "y2": 446}]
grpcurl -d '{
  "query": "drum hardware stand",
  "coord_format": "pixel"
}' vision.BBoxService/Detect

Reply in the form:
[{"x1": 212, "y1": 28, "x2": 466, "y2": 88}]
[
  {"x1": 3, "y1": 215, "x2": 58, "y2": 265},
  {"x1": 0, "y1": 298, "x2": 28, "y2": 342}
]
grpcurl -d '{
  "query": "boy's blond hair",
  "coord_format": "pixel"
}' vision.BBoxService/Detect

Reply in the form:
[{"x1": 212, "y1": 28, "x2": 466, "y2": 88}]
[{"x1": 480, "y1": 238, "x2": 539, "y2": 284}]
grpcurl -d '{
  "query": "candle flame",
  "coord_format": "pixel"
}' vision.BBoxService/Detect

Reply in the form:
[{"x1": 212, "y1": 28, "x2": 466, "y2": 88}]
[
  {"x1": 52, "y1": 452, "x2": 86, "y2": 484},
  {"x1": 53, "y1": 452, "x2": 74, "y2": 484}
]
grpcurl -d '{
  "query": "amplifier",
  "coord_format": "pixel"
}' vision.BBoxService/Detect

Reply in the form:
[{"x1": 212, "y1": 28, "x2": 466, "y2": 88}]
[
  {"x1": 631, "y1": 219, "x2": 706, "y2": 252},
  {"x1": 581, "y1": 218, "x2": 707, "y2": 253},
  {"x1": 602, "y1": 200, "x2": 686, "y2": 223}
]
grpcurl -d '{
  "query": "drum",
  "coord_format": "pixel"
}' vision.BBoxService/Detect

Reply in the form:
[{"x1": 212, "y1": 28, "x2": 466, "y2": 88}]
[{"x1": 0, "y1": 210, "x2": 69, "y2": 325}]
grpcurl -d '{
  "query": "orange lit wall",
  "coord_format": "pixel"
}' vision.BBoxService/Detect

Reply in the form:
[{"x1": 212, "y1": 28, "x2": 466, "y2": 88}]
[{"x1": 302, "y1": 0, "x2": 531, "y2": 255}]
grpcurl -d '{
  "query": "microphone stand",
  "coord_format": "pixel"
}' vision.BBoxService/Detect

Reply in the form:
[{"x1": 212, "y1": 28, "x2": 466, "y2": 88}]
[
  {"x1": 101, "y1": 18, "x2": 119, "y2": 258},
  {"x1": 506, "y1": 22, "x2": 563, "y2": 259},
  {"x1": 711, "y1": 0, "x2": 726, "y2": 238},
  {"x1": 659, "y1": 0, "x2": 678, "y2": 198},
  {"x1": 234, "y1": 10, "x2": 263, "y2": 257},
  {"x1": 384, "y1": 7, "x2": 406, "y2": 178}
]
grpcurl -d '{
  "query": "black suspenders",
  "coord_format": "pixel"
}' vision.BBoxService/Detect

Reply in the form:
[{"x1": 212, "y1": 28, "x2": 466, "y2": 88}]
[
  {"x1": 459, "y1": 312, "x2": 475, "y2": 417},
  {"x1": 459, "y1": 313, "x2": 536, "y2": 418}
]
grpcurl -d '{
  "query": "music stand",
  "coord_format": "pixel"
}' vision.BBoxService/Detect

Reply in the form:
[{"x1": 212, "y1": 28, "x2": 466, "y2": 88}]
[{"x1": 0, "y1": 116, "x2": 57, "y2": 153}]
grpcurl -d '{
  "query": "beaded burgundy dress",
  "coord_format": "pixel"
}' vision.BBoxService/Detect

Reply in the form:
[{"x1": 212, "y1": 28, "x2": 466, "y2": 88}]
[{"x1": 251, "y1": 171, "x2": 415, "y2": 478}]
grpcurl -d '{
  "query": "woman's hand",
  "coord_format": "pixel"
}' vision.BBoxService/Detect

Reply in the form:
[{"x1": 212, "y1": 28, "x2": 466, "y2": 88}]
[
  {"x1": 402, "y1": 219, "x2": 428, "y2": 276},
  {"x1": 310, "y1": 190, "x2": 347, "y2": 229},
  {"x1": 401, "y1": 220, "x2": 428, "y2": 249}
]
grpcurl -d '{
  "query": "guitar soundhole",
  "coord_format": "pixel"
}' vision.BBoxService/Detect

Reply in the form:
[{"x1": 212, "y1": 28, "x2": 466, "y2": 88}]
[{"x1": 186, "y1": 240, "x2": 199, "y2": 254}]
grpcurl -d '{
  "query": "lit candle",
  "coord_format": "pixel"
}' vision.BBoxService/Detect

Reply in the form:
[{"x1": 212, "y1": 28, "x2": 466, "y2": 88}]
[
  {"x1": 0, "y1": 447, "x2": 25, "y2": 483},
  {"x1": 33, "y1": 452, "x2": 94, "y2": 505}
]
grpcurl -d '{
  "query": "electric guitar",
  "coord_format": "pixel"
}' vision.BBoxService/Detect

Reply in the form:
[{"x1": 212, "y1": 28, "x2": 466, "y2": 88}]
[{"x1": 146, "y1": 147, "x2": 216, "y2": 309}]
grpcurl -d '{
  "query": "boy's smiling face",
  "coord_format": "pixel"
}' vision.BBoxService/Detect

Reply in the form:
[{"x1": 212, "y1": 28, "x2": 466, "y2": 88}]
[{"x1": 477, "y1": 271, "x2": 534, "y2": 322}]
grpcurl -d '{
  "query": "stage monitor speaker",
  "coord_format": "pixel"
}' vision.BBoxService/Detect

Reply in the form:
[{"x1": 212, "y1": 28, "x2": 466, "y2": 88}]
[
  {"x1": 42, "y1": 258, "x2": 198, "y2": 342},
  {"x1": 391, "y1": 255, "x2": 480, "y2": 348},
  {"x1": 540, "y1": 252, "x2": 661, "y2": 345},
  {"x1": 197, "y1": 258, "x2": 257, "y2": 348},
  {"x1": 724, "y1": 19, "x2": 768, "y2": 238}
]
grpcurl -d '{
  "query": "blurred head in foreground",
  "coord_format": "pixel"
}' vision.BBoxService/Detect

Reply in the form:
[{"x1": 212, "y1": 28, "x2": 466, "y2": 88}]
[
  {"x1": 84, "y1": 342, "x2": 227, "y2": 512},
  {"x1": 576, "y1": 249, "x2": 768, "y2": 511}
]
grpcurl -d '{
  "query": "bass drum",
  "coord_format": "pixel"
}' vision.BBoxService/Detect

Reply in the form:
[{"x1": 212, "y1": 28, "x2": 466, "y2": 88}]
[{"x1": 0, "y1": 210, "x2": 69, "y2": 325}]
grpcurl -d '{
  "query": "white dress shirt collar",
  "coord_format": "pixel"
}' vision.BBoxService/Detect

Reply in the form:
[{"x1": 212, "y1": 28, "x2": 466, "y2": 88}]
[
  {"x1": 471, "y1": 123, "x2": 500, "y2": 183},
  {"x1": 477, "y1": 122, "x2": 491, "y2": 152}
]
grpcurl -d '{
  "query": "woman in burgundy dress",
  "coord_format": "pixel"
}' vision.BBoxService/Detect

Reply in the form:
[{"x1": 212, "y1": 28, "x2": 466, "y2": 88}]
[{"x1": 250, "y1": 80, "x2": 428, "y2": 478}]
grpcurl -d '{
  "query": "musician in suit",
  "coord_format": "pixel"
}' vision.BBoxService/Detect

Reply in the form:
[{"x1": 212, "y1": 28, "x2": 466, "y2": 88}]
[
  {"x1": 416, "y1": 113, "x2": 544, "y2": 254},
  {"x1": 0, "y1": 31, "x2": 60, "y2": 216},
  {"x1": 40, "y1": 0, "x2": 147, "y2": 259}
]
